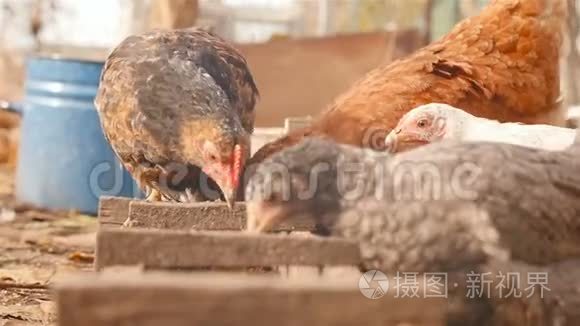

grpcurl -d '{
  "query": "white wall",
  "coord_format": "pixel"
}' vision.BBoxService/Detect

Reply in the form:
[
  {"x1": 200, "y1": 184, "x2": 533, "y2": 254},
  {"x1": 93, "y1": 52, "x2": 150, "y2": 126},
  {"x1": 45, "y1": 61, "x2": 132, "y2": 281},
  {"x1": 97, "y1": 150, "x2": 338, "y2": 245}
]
[
  {"x1": 202, "y1": 0, "x2": 300, "y2": 43},
  {"x1": 39, "y1": 0, "x2": 133, "y2": 48},
  {"x1": 0, "y1": 0, "x2": 136, "y2": 50},
  {"x1": 0, "y1": 0, "x2": 302, "y2": 48},
  {"x1": 0, "y1": 0, "x2": 36, "y2": 49}
]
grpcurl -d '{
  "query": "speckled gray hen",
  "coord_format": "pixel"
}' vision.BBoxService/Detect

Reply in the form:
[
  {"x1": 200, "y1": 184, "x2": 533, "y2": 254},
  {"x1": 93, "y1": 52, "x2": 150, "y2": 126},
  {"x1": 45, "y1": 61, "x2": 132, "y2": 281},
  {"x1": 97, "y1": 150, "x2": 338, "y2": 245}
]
[
  {"x1": 245, "y1": 137, "x2": 580, "y2": 271},
  {"x1": 96, "y1": 28, "x2": 258, "y2": 206}
]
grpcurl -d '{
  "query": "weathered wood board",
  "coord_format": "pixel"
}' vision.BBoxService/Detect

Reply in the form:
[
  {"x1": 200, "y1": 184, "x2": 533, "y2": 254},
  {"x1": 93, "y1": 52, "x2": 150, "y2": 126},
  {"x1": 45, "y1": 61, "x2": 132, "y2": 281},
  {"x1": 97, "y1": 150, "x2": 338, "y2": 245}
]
[
  {"x1": 56, "y1": 272, "x2": 446, "y2": 326},
  {"x1": 59, "y1": 262, "x2": 580, "y2": 326},
  {"x1": 126, "y1": 201, "x2": 247, "y2": 230},
  {"x1": 98, "y1": 196, "x2": 133, "y2": 227},
  {"x1": 98, "y1": 196, "x2": 316, "y2": 231},
  {"x1": 95, "y1": 228, "x2": 360, "y2": 270}
]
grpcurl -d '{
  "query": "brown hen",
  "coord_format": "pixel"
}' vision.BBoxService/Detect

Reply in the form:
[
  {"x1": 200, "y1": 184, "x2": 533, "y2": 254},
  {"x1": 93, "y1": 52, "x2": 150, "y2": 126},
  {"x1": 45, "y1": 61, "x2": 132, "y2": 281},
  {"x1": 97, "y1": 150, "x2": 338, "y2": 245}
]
[
  {"x1": 96, "y1": 28, "x2": 258, "y2": 207},
  {"x1": 250, "y1": 0, "x2": 567, "y2": 165}
]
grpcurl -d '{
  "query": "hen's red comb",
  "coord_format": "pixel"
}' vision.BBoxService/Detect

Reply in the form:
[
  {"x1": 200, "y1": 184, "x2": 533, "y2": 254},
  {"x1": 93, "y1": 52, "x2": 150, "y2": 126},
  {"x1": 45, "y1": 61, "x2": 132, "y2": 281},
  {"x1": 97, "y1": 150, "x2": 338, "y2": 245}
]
[{"x1": 231, "y1": 144, "x2": 243, "y2": 188}]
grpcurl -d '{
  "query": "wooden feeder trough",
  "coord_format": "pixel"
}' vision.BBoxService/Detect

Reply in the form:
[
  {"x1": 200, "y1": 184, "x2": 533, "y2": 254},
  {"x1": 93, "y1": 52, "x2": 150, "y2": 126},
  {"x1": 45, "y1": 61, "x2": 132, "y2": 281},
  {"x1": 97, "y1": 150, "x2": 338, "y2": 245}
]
[
  {"x1": 56, "y1": 272, "x2": 447, "y2": 326},
  {"x1": 56, "y1": 258, "x2": 577, "y2": 326},
  {"x1": 98, "y1": 196, "x2": 315, "y2": 231},
  {"x1": 56, "y1": 196, "x2": 574, "y2": 326},
  {"x1": 96, "y1": 196, "x2": 360, "y2": 276},
  {"x1": 95, "y1": 228, "x2": 361, "y2": 271}
]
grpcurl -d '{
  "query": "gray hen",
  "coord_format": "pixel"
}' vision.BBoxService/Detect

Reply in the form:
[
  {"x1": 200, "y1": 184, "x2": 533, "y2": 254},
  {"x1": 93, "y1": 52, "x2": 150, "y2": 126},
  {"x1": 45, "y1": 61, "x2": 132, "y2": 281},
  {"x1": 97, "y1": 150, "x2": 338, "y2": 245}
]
[{"x1": 246, "y1": 137, "x2": 580, "y2": 270}]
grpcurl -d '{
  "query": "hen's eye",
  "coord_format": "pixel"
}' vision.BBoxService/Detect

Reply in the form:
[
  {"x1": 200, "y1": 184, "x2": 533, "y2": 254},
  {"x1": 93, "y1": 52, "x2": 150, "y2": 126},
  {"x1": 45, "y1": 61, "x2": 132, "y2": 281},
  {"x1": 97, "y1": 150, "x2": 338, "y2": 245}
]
[
  {"x1": 208, "y1": 154, "x2": 218, "y2": 161},
  {"x1": 417, "y1": 119, "x2": 428, "y2": 128}
]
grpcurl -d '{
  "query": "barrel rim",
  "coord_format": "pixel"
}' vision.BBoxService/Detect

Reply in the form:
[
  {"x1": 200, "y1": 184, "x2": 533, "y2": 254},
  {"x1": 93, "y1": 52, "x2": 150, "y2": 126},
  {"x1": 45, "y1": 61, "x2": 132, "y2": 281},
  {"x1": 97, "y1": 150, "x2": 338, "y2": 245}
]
[
  {"x1": 28, "y1": 45, "x2": 109, "y2": 64},
  {"x1": 28, "y1": 53, "x2": 104, "y2": 64}
]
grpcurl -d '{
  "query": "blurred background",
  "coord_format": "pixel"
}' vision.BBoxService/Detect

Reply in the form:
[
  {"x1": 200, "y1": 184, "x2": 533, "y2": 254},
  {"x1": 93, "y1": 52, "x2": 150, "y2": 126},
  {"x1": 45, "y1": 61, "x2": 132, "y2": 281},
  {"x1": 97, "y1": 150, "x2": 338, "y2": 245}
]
[
  {"x1": 0, "y1": 0, "x2": 577, "y2": 115},
  {"x1": 0, "y1": 3, "x2": 577, "y2": 323},
  {"x1": 0, "y1": 0, "x2": 577, "y2": 210}
]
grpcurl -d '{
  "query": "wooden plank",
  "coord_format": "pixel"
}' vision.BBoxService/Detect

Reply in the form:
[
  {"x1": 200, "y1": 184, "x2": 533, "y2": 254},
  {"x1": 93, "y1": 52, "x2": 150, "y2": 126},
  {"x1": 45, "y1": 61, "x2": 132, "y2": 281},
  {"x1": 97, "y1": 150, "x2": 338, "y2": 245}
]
[
  {"x1": 95, "y1": 228, "x2": 360, "y2": 270},
  {"x1": 97, "y1": 196, "x2": 133, "y2": 226},
  {"x1": 56, "y1": 272, "x2": 446, "y2": 326},
  {"x1": 121, "y1": 201, "x2": 316, "y2": 231},
  {"x1": 148, "y1": 0, "x2": 199, "y2": 30},
  {"x1": 127, "y1": 201, "x2": 245, "y2": 230},
  {"x1": 252, "y1": 127, "x2": 286, "y2": 155},
  {"x1": 251, "y1": 117, "x2": 311, "y2": 155},
  {"x1": 284, "y1": 116, "x2": 313, "y2": 131},
  {"x1": 273, "y1": 232, "x2": 362, "y2": 279},
  {"x1": 98, "y1": 197, "x2": 315, "y2": 231}
]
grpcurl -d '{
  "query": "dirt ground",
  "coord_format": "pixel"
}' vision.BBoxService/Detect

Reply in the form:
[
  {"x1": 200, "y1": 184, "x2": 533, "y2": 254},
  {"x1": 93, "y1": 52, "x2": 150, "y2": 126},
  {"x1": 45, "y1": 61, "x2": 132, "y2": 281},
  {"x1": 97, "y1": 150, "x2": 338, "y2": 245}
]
[{"x1": 0, "y1": 165, "x2": 97, "y2": 326}]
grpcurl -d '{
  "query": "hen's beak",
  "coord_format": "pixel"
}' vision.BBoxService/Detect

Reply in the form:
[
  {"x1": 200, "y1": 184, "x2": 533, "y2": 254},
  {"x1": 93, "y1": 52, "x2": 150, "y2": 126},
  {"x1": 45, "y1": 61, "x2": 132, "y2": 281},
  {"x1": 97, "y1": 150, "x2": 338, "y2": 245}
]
[
  {"x1": 213, "y1": 171, "x2": 238, "y2": 210},
  {"x1": 385, "y1": 131, "x2": 429, "y2": 153},
  {"x1": 384, "y1": 131, "x2": 398, "y2": 153},
  {"x1": 203, "y1": 145, "x2": 245, "y2": 210},
  {"x1": 202, "y1": 164, "x2": 239, "y2": 210},
  {"x1": 222, "y1": 187, "x2": 236, "y2": 209}
]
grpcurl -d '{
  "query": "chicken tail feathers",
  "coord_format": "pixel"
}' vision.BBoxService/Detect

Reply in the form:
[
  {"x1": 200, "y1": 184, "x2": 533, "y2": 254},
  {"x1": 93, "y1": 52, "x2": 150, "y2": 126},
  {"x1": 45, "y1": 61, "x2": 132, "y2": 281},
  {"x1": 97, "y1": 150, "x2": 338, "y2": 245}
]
[
  {"x1": 500, "y1": 0, "x2": 568, "y2": 19},
  {"x1": 493, "y1": 0, "x2": 567, "y2": 43}
]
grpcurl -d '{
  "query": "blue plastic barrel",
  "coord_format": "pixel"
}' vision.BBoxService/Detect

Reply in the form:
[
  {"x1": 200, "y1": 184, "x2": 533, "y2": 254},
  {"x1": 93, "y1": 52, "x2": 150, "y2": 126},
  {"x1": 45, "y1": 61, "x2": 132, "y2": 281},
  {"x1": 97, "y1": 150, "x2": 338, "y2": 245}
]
[{"x1": 15, "y1": 54, "x2": 139, "y2": 214}]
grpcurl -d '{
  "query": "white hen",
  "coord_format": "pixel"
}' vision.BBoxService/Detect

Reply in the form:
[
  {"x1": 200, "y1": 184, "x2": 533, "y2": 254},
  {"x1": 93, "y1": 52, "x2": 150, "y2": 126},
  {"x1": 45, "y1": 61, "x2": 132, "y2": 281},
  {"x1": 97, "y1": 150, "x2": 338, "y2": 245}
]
[{"x1": 385, "y1": 103, "x2": 577, "y2": 153}]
